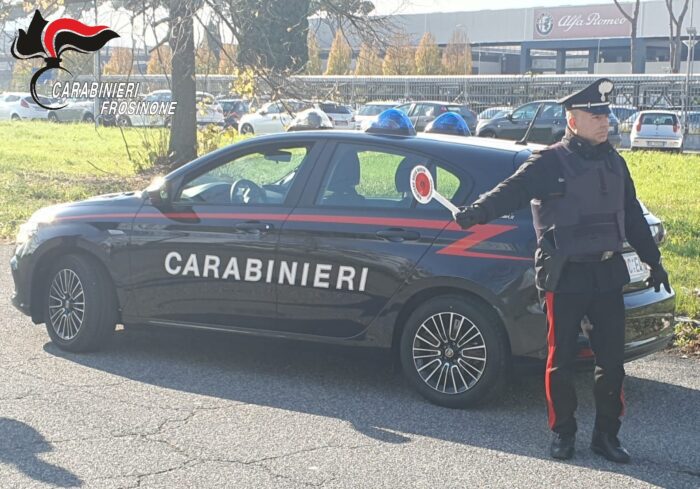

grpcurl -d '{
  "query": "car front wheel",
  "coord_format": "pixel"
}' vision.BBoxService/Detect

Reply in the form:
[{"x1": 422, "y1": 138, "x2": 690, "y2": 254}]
[
  {"x1": 400, "y1": 295, "x2": 508, "y2": 408},
  {"x1": 44, "y1": 254, "x2": 117, "y2": 352},
  {"x1": 240, "y1": 123, "x2": 254, "y2": 135}
]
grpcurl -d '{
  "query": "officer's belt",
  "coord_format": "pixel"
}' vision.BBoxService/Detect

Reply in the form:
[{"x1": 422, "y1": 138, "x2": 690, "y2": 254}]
[{"x1": 568, "y1": 251, "x2": 616, "y2": 262}]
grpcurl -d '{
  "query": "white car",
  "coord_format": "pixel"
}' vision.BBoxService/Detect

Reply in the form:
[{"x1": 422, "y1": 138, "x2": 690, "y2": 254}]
[
  {"x1": 630, "y1": 110, "x2": 683, "y2": 152},
  {"x1": 238, "y1": 100, "x2": 308, "y2": 135},
  {"x1": 354, "y1": 102, "x2": 398, "y2": 128},
  {"x1": 313, "y1": 101, "x2": 355, "y2": 129},
  {"x1": 118, "y1": 90, "x2": 224, "y2": 127},
  {"x1": 0, "y1": 92, "x2": 50, "y2": 121}
]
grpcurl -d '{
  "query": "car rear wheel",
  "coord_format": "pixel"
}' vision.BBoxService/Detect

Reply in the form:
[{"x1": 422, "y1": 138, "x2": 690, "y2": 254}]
[
  {"x1": 118, "y1": 115, "x2": 132, "y2": 127},
  {"x1": 11, "y1": 114, "x2": 20, "y2": 121},
  {"x1": 43, "y1": 254, "x2": 117, "y2": 352},
  {"x1": 480, "y1": 130, "x2": 496, "y2": 138},
  {"x1": 82, "y1": 113, "x2": 94, "y2": 123},
  {"x1": 400, "y1": 295, "x2": 508, "y2": 408},
  {"x1": 47, "y1": 112, "x2": 58, "y2": 123},
  {"x1": 240, "y1": 123, "x2": 254, "y2": 135}
]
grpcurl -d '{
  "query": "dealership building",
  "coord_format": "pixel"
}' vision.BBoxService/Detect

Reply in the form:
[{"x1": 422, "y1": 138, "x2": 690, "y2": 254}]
[{"x1": 316, "y1": 1, "x2": 700, "y2": 75}]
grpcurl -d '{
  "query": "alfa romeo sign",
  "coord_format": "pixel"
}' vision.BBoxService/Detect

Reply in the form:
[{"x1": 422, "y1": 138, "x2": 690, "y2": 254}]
[{"x1": 533, "y1": 5, "x2": 629, "y2": 40}]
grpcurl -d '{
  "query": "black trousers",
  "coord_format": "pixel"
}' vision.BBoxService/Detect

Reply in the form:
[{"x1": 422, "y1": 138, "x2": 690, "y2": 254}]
[{"x1": 543, "y1": 288, "x2": 626, "y2": 436}]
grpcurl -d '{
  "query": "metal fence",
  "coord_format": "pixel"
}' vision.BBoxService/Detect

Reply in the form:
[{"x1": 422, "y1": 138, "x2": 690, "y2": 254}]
[{"x1": 95, "y1": 72, "x2": 700, "y2": 130}]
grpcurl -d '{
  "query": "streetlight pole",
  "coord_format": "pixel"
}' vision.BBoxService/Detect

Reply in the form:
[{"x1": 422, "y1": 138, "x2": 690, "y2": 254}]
[{"x1": 683, "y1": 26, "x2": 697, "y2": 135}]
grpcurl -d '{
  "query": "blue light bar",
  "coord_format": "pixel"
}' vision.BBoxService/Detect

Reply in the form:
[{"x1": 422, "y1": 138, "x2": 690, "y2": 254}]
[
  {"x1": 424, "y1": 112, "x2": 471, "y2": 137},
  {"x1": 364, "y1": 108, "x2": 416, "y2": 136}
]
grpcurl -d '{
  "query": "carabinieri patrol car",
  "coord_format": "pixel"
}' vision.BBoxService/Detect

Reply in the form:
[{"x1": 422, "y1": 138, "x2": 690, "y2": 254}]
[{"x1": 10, "y1": 110, "x2": 675, "y2": 408}]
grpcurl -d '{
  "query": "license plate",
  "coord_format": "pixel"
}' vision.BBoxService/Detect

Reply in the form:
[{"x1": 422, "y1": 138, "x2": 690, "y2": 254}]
[
  {"x1": 335, "y1": 120, "x2": 347, "y2": 126},
  {"x1": 624, "y1": 252, "x2": 649, "y2": 283},
  {"x1": 648, "y1": 141, "x2": 665, "y2": 147}
]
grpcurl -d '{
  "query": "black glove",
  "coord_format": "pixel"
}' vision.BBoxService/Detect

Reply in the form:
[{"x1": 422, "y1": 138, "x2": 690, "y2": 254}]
[
  {"x1": 646, "y1": 262, "x2": 670, "y2": 293},
  {"x1": 454, "y1": 205, "x2": 486, "y2": 230}
]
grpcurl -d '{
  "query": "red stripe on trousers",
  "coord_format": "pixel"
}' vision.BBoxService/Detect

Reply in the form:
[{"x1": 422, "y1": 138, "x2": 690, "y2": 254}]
[
  {"x1": 620, "y1": 386, "x2": 626, "y2": 417},
  {"x1": 545, "y1": 291, "x2": 557, "y2": 430}
]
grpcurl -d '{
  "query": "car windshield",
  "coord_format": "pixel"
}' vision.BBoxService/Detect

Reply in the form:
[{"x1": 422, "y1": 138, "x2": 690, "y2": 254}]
[{"x1": 359, "y1": 105, "x2": 392, "y2": 116}]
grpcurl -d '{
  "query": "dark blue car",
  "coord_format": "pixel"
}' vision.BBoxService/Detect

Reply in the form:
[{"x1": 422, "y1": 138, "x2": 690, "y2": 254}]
[{"x1": 10, "y1": 124, "x2": 674, "y2": 408}]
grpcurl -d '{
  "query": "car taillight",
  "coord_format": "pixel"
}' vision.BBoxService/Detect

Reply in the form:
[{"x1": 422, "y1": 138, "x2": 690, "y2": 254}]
[
  {"x1": 232, "y1": 112, "x2": 240, "y2": 119},
  {"x1": 20, "y1": 99, "x2": 29, "y2": 108},
  {"x1": 350, "y1": 116, "x2": 355, "y2": 122},
  {"x1": 440, "y1": 106, "x2": 447, "y2": 113},
  {"x1": 673, "y1": 123, "x2": 679, "y2": 133},
  {"x1": 635, "y1": 121, "x2": 642, "y2": 132}
]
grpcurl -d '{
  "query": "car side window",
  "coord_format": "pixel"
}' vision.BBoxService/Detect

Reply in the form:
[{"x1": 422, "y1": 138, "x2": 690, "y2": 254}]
[
  {"x1": 511, "y1": 103, "x2": 537, "y2": 120},
  {"x1": 176, "y1": 144, "x2": 310, "y2": 206},
  {"x1": 315, "y1": 143, "x2": 464, "y2": 210},
  {"x1": 395, "y1": 103, "x2": 412, "y2": 115},
  {"x1": 542, "y1": 103, "x2": 563, "y2": 119}
]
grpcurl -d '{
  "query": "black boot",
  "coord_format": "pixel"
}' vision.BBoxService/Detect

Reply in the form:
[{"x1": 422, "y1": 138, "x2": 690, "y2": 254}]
[
  {"x1": 591, "y1": 429, "x2": 630, "y2": 463},
  {"x1": 550, "y1": 433, "x2": 575, "y2": 460}
]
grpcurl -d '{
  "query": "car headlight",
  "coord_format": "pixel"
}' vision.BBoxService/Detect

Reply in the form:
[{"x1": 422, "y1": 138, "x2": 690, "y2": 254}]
[{"x1": 15, "y1": 207, "x2": 58, "y2": 245}]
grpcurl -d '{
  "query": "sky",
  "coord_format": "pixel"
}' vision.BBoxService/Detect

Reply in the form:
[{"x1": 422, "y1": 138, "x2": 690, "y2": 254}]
[{"x1": 373, "y1": 0, "x2": 657, "y2": 15}]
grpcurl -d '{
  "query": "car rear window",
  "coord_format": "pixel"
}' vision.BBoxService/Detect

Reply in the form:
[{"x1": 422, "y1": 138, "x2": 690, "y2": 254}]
[
  {"x1": 641, "y1": 114, "x2": 678, "y2": 125},
  {"x1": 320, "y1": 103, "x2": 350, "y2": 114}
]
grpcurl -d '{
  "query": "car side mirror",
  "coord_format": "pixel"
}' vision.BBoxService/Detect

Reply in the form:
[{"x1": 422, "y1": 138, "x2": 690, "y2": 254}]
[
  {"x1": 506, "y1": 112, "x2": 514, "y2": 121},
  {"x1": 146, "y1": 177, "x2": 171, "y2": 206},
  {"x1": 258, "y1": 109, "x2": 267, "y2": 116}
]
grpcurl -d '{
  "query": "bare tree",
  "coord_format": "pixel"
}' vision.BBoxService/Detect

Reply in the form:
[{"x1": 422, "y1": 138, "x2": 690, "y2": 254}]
[
  {"x1": 665, "y1": 0, "x2": 690, "y2": 73},
  {"x1": 613, "y1": 0, "x2": 641, "y2": 73}
]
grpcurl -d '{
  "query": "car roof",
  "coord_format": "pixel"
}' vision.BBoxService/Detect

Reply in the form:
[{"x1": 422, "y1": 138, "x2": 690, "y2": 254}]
[{"x1": 638, "y1": 109, "x2": 677, "y2": 115}]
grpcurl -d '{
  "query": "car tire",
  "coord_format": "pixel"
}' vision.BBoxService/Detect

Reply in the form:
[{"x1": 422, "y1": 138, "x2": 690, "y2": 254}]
[
  {"x1": 399, "y1": 295, "x2": 508, "y2": 408},
  {"x1": 82, "y1": 113, "x2": 94, "y2": 123},
  {"x1": 479, "y1": 130, "x2": 496, "y2": 138},
  {"x1": 47, "y1": 112, "x2": 58, "y2": 123},
  {"x1": 11, "y1": 114, "x2": 20, "y2": 121},
  {"x1": 43, "y1": 254, "x2": 117, "y2": 352},
  {"x1": 118, "y1": 115, "x2": 132, "y2": 127},
  {"x1": 240, "y1": 123, "x2": 254, "y2": 135}
]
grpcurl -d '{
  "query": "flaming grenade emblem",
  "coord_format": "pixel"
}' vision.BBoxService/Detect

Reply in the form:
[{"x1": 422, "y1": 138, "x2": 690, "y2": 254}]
[{"x1": 11, "y1": 10, "x2": 119, "y2": 109}]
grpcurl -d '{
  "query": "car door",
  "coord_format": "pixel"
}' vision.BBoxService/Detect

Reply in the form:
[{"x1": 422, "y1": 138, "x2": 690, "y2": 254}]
[
  {"x1": 0, "y1": 95, "x2": 9, "y2": 119},
  {"x1": 275, "y1": 140, "x2": 469, "y2": 338},
  {"x1": 501, "y1": 102, "x2": 538, "y2": 140},
  {"x1": 256, "y1": 102, "x2": 282, "y2": 133},
  {"x1": 127, "y1": 139, "x2": 324, "y2": 330},
  {"x1": 413, "y1": 104, "x2": 437, "y2": 131},
  {"x1": 532, "y1": 102, "x2": 565, "y2": 143}
]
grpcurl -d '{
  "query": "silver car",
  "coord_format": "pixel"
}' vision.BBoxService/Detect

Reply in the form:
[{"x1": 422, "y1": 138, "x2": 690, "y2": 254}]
[{"x1": 630, "y1": 110, "x2": 683, "y2": 152}]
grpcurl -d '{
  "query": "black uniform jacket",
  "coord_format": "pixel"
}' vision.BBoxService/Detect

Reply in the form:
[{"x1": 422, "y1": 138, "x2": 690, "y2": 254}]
[{"x1": 473, "y1": 131, "x2": 661, "y2": 293}]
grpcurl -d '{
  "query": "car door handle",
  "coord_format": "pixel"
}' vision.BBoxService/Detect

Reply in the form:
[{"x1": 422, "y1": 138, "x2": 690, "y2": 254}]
[
  {"x1": 376, "y1": 228, "x2": 420, "y2": 242},
  {"x1": 235, "y1": 221, "x2": 273, "y2": 233}
]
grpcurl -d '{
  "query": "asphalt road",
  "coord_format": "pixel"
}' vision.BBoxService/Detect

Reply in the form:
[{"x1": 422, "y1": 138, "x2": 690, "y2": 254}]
[{"x1": 1, "y1": 244, "x2": 698, "y2": 488}]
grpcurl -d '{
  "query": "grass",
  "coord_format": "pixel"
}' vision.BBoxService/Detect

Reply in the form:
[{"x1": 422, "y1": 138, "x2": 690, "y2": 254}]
[{"x1": 0, "y1": 121, "x2": 698, "y2": 329}]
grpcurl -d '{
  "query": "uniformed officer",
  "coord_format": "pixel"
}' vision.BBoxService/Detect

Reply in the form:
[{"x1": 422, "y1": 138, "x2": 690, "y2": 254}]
[{"x1": 454, "y1": 78, "x2": 671, "y2": 462}]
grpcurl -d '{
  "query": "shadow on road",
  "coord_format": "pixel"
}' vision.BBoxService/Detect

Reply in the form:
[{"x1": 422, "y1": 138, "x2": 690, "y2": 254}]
[
  {"x1": 0, "y1": 417, "x2": 82, "y2": 487},
  {"x1": 45, "y1": 326, "x2": 699, "y2": 487}
]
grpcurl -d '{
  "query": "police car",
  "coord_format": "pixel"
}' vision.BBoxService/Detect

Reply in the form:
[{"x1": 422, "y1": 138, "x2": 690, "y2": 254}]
[{"x1": 10, "y1": 110, "x2": 675, "y2": 408}]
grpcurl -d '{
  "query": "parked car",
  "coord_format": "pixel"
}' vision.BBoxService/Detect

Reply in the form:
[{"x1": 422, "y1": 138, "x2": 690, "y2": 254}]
[
  {"x1": 238, "y1": 99, "x2": 309, "y2": 135},
  {"x1": 610, "y1": 105, "x2": 638, "y2": 126},
  {"x1": 354, "y1": 102, "x2": 398, "y2": 128},
  {"x1": 118, "y1": 90, "x2": 224, "y2": 127},
  {"x1": 395, "y1": 101, "x2": 478, "y2": 134},
  {"x1": 0, "y1": 92, "x2": 50, "y2": 121},
  {"x1": 218, "y1": 98, "x2": 250, "y2": 130},
  {"x1": 630, "y1": 110, "x2": 683, "y2": 152},
  {"x1": 51, "y1": 98, "x2": 96, "y2": 123},
  {"x1": 477, "y1": 99, "x2": 622, "y2": 146},
  {"x1": 11, "y1": 111, "x2": 674, "y2": 409},
  {"x1": 313, "y1": 101, "x2": 355, "y2": 129},
  {"x1": 477, "y1": 106, "x2": 512, "y2": 121}
]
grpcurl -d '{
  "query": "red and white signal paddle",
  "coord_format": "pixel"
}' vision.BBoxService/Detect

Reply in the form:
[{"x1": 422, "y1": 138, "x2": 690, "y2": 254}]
[{"x1": 410, "y1": 165, "x2": 460, "y2": 217}]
